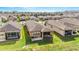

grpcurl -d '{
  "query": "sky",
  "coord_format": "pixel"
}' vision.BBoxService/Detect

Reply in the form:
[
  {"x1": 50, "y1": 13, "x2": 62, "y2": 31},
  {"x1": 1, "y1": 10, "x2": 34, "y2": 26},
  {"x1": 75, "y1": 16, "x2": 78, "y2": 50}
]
[
  {"x1": 0, "y1": 0, "x2": 79, "y2": 12},
  {"x1": 0, "y1": 7, "x2": 79, "y2": 12}
]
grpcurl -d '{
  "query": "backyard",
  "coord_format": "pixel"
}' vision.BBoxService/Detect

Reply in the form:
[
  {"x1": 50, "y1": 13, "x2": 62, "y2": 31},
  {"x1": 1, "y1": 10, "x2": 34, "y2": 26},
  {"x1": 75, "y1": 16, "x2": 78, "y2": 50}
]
[
  {"x1": 0, "y1": 24, "x2": 78, "y2": 51},
  {"x1": 20, "y1": 32, "x2": 79, "y2": 51},
  {"x1": 0, "y1": 31, "x2": 79, "y2": 51}
]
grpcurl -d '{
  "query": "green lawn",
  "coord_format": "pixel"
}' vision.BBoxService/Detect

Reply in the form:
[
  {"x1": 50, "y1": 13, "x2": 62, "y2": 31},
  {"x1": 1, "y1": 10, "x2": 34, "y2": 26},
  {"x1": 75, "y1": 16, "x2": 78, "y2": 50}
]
[
  {"x1": 0, "y1": 31, "x2": 79, "y2": 51},
  {"x1": 20, "y1": 37, "x2": 79, "y2": 51},
  {"x1": 0, "y1": 40, "x2": 21, "y2": 51},
  {"x1": 20, "y1": 32, "x2": 79, "y2": 51},
  {"x1": 0, "y1": 25, "x2": 27, "y2": 51}
]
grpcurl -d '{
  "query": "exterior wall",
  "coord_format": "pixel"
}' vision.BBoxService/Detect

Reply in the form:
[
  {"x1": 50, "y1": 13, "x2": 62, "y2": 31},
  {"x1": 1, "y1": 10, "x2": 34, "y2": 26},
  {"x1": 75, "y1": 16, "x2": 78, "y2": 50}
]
[
  {"x1": 0, "y1": 32, "x2": 6, "y2": 41},
  {"x1": 29, "y1": 31, "x2": 41, "y2": 38}
]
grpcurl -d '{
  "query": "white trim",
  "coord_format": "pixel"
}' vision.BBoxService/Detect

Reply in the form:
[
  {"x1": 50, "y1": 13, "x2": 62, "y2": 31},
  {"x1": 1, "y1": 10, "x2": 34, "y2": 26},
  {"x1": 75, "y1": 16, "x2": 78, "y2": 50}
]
[{"x1": 32, "y1": 37, "x2": 43, "y2": 41}]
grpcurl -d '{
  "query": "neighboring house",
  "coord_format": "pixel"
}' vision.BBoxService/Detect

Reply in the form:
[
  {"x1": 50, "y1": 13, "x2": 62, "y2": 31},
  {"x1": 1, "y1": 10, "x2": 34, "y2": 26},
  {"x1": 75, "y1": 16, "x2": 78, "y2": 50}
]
[
  {"x1": 0, "y1": 21, "x2": 21, "y2": 41},
  {"x1": 46, "y1": 20, "x2": 66, "y2": 36},
  {"x1": 52, "y1": 15, "x2": 63, "y2": 20},
  {"x1": 29, "y1": 16, "x2": 37, "y2": 20},
  {"x1": 25, "y1": 20, "x2": 52, "y2": 41},
  {"x1": 38, "y1": 16, "x2": 52, "y2": 20},
  {"x1": 20, "y1": 16, "x2": 26, "y2": 21},
  {"x1": 60, "y1": 18, "x2": 79, "y2": 36},
  {"x1": 8, "y1": 15, "x2": 17, "y2": 21},
  {"x1": 0, "y1": 16, "x2": 8, "y2": 22},
  {"x1": 46, "y1": 18, "x2": 79, "y2": 36}
]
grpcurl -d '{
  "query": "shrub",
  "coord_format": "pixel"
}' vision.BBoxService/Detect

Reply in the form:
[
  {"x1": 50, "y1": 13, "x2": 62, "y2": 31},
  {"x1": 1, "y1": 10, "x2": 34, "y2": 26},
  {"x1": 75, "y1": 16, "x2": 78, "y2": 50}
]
[
  {"x1": 17, "y1": 15, "x2": 20, "y2": 22},
  {"x1": 1, "y1": 18, "x2": 8, "y2": 23},
  {"x1": 25, "y1": 16, "x2": 29, "y2": 21}
]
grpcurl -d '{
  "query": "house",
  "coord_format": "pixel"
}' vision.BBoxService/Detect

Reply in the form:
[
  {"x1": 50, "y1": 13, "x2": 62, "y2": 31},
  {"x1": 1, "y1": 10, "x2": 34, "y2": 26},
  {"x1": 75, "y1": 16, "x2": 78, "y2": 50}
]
[
  {"x1": 46, "y1": 18, "x2": 79, "y2": 36},
  {"x1": 38, "y1": 16, "x2": 52, "y2": 20},
  {"x1": 60, "y1": 18, "x2": 79, "y2": 36},
  {"x1": 25, "y1": 20, "x2": 52, "y2": 41},
  {"x1": 52, "y1": 15, "x2": 63, "y2": 20},
  {"x1": 20, "y1": 16, "x2": 26, "y2": 21},
  {"x1": 29, "y1": 16, "x2": 37, "y2": 20},
  {"x1": 46, "y1": 20, "x2": 66, "y2": 36},
  {"x1": 8, "y1": 15, "x2": 17, "y2": 21},
  {"x1": 0, "y1": 21, "x2": 21, "y2": 41},
  {"x1": 0, "y1": 16, "x2": 8, "y2": 22}
]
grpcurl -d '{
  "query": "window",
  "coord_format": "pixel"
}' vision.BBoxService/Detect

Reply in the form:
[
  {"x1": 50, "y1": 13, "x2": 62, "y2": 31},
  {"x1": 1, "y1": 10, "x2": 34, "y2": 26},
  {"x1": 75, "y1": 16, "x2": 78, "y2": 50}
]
[
  {"x1": 31, "y1": 32, "x2": 41, "y2": 37},
  {"x1": 73, "y1": 31, "x2": 76, "y2": 34},
  {"x1": 77, "y1": 31, "x2": 79, "y2": 33},
  {"x1": 43, "y1": 32, "x2": 50, "y2": 35},
  {"x1": 0, "y1": 34, "x2": 4, "y2": 36},
  {"x1": 65, "y1": 30, "x2": 72, "y2": 35},
  {"x1": 7, "y1": 32, "x2": 18, "y2": 37},
  {"x1": 32, "y1": 32, "x2": 40, "y2": 35}
]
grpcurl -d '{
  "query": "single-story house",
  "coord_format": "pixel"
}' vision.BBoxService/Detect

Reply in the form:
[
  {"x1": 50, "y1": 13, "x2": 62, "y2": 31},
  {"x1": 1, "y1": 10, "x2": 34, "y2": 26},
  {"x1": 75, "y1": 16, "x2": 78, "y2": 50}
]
[
  {"x1": 52, "y1": 15, "x2": 63, "y2": 20},
  {"x1": 46, "y1": 18, "x2": 79, "y2": 36},
  {"x1": 20, "y1": 16, "x2": 26, "y2": 21},
  {"x1": 0, "y1": 21, "x2": 21, "y2": 41},
  {"x1": 29, "y1": 16, "x2": 37, "y2": 20},
  {"x1": 0, "y1": 16, "x2": 8, "y2": 22},
  {"x1": 60, "y1": 18, "x2": 79, "y2": 36},
  {"x1": 25, "y1": 20, "x2": 53, "y2": 41},
  {"x1": 8, "y1": 15, "x2": 17, "y2": 21}
]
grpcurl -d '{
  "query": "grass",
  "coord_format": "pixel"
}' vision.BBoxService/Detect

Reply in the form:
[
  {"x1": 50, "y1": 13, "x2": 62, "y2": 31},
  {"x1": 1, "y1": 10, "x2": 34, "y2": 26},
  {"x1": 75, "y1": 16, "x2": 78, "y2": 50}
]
[
  {"x1": 0, "y1": 25, "x2": 28, "y2": 51},
  {"x1": 20, "y1": 32, "x2": 79, "y2": 51},
  {"x1": 20, "y1": 38, "x2": 79, "y2": 51},
  {"x1": 0, "y1": 40, "x2": 21, "y2": 51},
  {"x1": 52, "y1": 32, "x2": 62, "y2": 44},
  {"x1": 0, "y1": 31, "x2": 79, "y2": 51}
]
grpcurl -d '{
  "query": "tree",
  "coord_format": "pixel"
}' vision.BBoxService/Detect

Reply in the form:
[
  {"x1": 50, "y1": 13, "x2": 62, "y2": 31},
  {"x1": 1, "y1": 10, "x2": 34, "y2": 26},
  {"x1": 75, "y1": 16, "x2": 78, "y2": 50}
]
[
  {"x1": 1, "y1": 18, "x2": 8, "y2": 23},
  {"x1": 17, "y1": 15, "x2": 20, "y2": 22},
  {"x1": 25, "y1": 16, "x2": 29, "y2": 21}
]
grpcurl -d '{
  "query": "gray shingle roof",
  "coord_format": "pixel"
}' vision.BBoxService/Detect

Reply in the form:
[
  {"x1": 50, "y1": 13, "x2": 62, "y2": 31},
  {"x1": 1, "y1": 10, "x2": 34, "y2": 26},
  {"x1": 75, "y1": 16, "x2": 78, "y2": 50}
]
[
  {"x1": 0, "y1": 21, "x2": 21, "y2": 32},
  {"x1": 0, "y1": 24, "x2": 20, "y2": 32},
  {"x1": 26, "y1": 20, "x2": 43, "y2": 32},
  {"x1": 60, "y1": 18, "x2": 79, "y2": 26},
  {"x1": 46, "y1": 20, "x2": 74, "y2": 30},
  {"x1": 41, "y1": 26, "x2": 53, "y2": 32},
  {"x1": 7, "y1": 21, "x2": 21, "y2": 30},
  {"x1": 47, "y1": 20, "x2": 65, "y2": 30},
  {"x1": 31, "y1": 24, "x2": 43, "y2": 32},
  {"x1": 26, "y1": 20, "x2": 52, "y2": 32}
]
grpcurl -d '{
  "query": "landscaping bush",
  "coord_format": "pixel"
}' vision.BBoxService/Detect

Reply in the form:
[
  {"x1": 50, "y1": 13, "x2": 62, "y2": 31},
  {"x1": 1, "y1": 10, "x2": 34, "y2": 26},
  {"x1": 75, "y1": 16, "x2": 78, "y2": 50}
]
[
  {"x1": 25, "y1": 16, "x2": 29, "y2": 21},
  {"x1": 1, "y1": 18, "x2": 8, "y2": 23},
  {"x1": 17, "y1": 15, "x2": 20, "y2": 22}
]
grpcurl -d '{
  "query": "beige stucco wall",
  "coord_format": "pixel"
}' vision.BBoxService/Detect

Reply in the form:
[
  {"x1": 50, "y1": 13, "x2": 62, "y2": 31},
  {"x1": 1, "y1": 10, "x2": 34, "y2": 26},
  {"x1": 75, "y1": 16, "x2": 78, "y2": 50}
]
[{"x1": 0, "y1": 32, "x2": 6, "y2": 41}]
